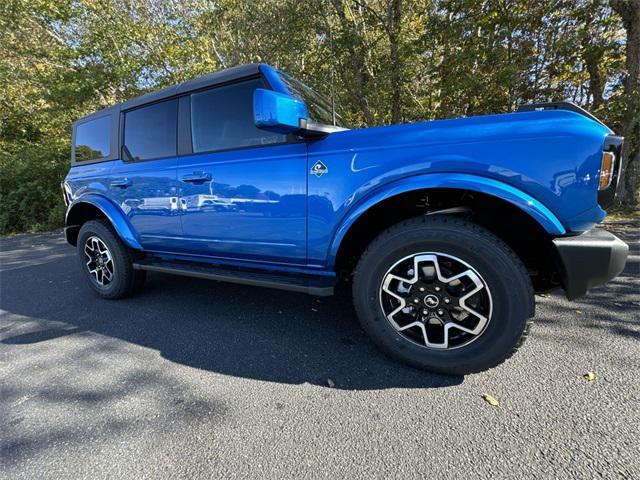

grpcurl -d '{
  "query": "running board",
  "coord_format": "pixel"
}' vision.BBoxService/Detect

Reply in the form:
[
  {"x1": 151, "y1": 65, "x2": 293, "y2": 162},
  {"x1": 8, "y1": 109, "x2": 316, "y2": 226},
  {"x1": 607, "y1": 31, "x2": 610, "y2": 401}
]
[{"x1": 133, "y1": 260, "x2": 335, "y2": 296}]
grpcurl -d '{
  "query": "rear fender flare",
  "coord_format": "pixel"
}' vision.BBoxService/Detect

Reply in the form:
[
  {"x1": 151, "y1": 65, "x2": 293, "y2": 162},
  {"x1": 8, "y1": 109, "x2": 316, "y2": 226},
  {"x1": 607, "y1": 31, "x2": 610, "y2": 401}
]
[{"x1": 65, "y1": 194, "x2": 142, "y2": 250}]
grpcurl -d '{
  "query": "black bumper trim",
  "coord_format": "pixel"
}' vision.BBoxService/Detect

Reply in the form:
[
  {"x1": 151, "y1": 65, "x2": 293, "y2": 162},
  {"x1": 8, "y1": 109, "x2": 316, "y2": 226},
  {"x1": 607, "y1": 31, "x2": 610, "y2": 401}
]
[
  {"x1": 64, "y1": 225, "x2": 81, "y2": 246},
  {"x1": 553, "y1": 229, "x2": 628, "y2": 300}
]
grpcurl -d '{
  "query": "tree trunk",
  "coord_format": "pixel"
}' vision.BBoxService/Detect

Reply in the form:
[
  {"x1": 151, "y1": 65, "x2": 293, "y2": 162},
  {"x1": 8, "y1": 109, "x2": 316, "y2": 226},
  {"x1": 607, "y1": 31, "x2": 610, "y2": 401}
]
[
  {"x1": 388, "y1": 0, "x2": 403, "y2": 124},
  {"x1": 611, "y1": 0, "x2": 640, "y2": 207},
  {"x1": 331, "y1": 0, "x2": 375, "y2": 125},
  {"x1": 584, "y1": 47, "x2": 605, "y2": 108}
]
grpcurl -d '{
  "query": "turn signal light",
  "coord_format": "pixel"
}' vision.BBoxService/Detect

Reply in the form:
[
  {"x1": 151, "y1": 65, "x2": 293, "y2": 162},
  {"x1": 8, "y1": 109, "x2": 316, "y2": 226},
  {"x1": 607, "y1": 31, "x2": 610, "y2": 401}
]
[{"x1": 599, "y1": 151, "x2": 615, "y2": 190}]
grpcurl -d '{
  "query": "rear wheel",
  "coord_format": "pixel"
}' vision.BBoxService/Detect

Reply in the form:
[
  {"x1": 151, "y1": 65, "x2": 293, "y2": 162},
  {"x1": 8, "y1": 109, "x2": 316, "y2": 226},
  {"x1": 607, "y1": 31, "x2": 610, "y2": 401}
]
[
  {"x1": 353, "y1": 215, "x2": 534, "y2": 375},
  {"x1": 77, "y1": 220, "x2": 146, "y2": 299}
]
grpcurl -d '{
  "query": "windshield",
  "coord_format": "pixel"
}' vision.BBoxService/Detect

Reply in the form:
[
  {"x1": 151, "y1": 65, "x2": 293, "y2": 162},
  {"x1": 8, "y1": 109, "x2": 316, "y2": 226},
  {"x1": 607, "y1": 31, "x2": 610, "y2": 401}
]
[{"x1": 277, "y1": 72, "x2": 345, "y2": 127}]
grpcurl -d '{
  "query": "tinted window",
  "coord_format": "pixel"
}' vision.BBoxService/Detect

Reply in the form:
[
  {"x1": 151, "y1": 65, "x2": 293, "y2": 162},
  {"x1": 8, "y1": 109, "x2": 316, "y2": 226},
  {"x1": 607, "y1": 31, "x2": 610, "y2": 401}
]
[
  {"x1": 75, "y1": 115, "x2": 111, "y2": 162},
  {"x1": 191, "y1": 79, "x2": 286, "y2": 153},
  {"x1": 124, "y1": 99, "x2": 177, "y2": 160}
]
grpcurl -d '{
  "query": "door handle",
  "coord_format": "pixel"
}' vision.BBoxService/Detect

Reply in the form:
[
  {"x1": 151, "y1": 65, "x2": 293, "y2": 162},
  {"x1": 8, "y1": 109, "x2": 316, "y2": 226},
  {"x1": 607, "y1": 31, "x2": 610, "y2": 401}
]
[
  {"x1": 181, "y1": 172, "x2": 212, "y2": 183},
  {"x1": 110, "y1": 178, "x2": 132, "y2": 188}
]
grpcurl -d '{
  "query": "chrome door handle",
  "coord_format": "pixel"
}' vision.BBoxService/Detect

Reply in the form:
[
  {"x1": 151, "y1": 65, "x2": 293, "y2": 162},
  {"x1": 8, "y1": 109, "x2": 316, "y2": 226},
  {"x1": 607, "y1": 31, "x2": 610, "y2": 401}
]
[
  {"x1": 110, "y1": 178, "x2": 132, "y2": 188},
  {"x1": 181, "y1": 172, "x2": 212, "y2": 183}
]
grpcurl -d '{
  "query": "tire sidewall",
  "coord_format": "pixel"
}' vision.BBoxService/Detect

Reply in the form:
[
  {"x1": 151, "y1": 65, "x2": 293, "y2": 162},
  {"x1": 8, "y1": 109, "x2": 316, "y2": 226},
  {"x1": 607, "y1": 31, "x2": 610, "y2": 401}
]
[{"x1": 354, "y1": 219, "x2": 532, "y2": 374}]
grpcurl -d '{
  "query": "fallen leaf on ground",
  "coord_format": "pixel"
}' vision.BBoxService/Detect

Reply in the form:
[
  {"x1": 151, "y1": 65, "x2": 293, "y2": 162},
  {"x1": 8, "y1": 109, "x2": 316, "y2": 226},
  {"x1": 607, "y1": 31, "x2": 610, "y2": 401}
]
[
  {"x1": 327, "y1": 378, "x2": 335, "y2": 388},
  {"x1": 482, "y1": 393, "x2": 499, "y2": 406},
  {"x1": 583, "y1": 372, "x2": 597, "y2": 381}
]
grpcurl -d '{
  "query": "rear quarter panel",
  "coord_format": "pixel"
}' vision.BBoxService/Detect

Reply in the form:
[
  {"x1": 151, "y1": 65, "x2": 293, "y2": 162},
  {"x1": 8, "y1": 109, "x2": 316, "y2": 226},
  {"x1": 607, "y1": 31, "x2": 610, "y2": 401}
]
[{"x1": 65, "y1": 162, "x2": 114, "y2": 202}]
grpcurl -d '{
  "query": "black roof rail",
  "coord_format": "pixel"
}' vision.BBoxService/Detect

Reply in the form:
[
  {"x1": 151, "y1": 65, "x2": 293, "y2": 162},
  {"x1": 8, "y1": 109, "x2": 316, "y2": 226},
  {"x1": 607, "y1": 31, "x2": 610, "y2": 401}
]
[{"x1": 517, "y1": 101, "x2": 606, "y2": 127}]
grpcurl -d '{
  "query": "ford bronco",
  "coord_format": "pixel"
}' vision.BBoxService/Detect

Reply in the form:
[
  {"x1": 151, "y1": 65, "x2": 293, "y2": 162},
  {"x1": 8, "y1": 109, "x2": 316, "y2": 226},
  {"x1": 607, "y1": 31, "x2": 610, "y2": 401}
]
[{"x1": 63, "y1": 64, "x2": 628, "y2": 374}]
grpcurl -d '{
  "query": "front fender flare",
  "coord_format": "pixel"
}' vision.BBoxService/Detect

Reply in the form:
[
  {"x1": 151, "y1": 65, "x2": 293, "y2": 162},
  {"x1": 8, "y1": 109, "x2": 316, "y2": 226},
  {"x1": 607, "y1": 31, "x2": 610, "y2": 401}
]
[
  {"x1": 328, "y1": 173, "x2": 566, "y2": 266},
  {"x1": 65, "y1": 194, "x2": 142, "y2": 250}
]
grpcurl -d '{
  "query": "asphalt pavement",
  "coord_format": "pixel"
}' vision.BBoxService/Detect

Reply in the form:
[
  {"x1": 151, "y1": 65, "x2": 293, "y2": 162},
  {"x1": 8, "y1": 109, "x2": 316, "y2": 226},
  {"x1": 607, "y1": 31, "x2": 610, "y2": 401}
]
[{"x1": 1, "y1": 225, "x2": 638, "y2": 479}]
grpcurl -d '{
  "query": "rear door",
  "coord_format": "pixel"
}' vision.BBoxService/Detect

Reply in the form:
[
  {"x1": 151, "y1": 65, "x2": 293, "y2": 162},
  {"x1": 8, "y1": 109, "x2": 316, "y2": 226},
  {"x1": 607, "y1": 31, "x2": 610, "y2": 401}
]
[
  {"x1": 177, "y1": 77, "x2": 307, "y2": 264},
  {"x1": 107, "y1": 99, "x2": 183, "y2": 251}
]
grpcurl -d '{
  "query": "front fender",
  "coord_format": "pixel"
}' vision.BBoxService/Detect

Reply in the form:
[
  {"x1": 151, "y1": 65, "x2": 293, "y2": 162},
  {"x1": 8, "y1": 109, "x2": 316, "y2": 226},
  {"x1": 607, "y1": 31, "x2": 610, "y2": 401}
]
[
  {"x1": 328, "y1": 173, "x2": 566, "y2": 266},
  {"x1": 65, "y1": 194, "x2": 142, "y2": 250}
]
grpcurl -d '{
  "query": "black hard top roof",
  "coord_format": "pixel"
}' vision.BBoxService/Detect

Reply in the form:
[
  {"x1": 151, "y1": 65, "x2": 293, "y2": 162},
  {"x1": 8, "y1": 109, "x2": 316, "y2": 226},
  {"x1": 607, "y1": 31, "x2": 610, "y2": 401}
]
[{"x1": 76, "y1": 63, "x2": 261, "y2": 124}]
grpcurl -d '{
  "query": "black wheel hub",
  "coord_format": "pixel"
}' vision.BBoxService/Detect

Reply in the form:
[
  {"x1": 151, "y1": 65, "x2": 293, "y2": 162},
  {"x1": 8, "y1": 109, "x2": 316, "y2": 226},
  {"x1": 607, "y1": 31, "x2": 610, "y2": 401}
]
[{"x1": 404, "y1": 279, "x2": 463, "y2": 326}]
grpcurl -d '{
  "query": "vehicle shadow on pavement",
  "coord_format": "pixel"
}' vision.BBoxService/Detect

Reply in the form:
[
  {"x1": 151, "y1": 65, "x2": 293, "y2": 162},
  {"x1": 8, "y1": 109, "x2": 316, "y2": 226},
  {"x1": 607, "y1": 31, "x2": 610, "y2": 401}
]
[{"x1": 0, "y1": 234, "x2": 462, "y2": 390}]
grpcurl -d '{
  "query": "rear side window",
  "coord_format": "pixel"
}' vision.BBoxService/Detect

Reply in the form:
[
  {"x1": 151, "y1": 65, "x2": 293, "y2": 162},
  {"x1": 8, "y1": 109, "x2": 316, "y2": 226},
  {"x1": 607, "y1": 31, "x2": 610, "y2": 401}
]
[
  {"x1": 75, "y1": 115, "x2": 111, "y2": 162},
  {"x1": 124, "y1": 99, "x2": 177, "y2": 161},
  {"x1": 190, "y1": 78, "x2": 286, "y2": 153}
]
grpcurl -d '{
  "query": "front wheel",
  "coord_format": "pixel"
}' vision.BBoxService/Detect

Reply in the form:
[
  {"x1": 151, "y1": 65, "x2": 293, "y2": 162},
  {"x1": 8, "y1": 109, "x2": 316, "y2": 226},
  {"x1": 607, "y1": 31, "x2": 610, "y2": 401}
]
[{"x1": 353, "y1": 216, "x2": 534, "y2": 375}]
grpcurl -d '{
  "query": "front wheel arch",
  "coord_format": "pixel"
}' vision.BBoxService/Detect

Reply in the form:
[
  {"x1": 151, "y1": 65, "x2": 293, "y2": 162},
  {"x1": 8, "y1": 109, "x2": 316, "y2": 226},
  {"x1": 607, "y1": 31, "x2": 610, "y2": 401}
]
[
  {"x1": 329, "y1": 173, "x2": 566, "y2": 270},
  {"x1": 333, "y1": 187, "x2": 563, "y2": 294}
]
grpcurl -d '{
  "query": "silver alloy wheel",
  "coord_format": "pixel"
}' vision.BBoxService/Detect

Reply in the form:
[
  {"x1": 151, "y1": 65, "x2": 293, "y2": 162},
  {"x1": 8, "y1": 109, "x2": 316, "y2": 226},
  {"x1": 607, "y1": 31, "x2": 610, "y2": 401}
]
[
  {"x1": 379, "y1": 252, "x2": 492, "y2": 350},
  {"x1": 84, "y1": 236, "x2": 115, "y2": 287}
]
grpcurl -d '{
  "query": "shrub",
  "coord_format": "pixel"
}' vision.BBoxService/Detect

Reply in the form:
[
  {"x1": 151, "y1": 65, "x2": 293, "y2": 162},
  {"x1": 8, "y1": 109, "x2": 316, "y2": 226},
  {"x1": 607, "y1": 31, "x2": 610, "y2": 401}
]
[{"x1": 0, "y1": 142, "x2": 69, "y2": 234}]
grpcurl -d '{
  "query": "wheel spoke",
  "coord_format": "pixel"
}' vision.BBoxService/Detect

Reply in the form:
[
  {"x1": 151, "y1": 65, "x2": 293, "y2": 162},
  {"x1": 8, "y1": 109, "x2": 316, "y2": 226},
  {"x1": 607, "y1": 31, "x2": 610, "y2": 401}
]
[
  {"x1": 103, "y1": 264, "x2": 113, "y2": 281},
  {"x1": 84, "y1": 236, "x2": 115, "y2": 287},
  {"x1": 379, "y1": 252, "x2": 492, "y2": 350}
]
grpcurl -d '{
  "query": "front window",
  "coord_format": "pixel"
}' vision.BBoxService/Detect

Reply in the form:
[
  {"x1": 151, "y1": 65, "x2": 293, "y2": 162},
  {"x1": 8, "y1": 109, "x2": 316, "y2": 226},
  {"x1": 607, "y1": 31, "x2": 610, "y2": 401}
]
[
  {"x1": 190, "y1": 78, "x2": 286, "y2": 153},
  {"x1": 277, "y1": 72, "x2": 345, "y2": 127}
]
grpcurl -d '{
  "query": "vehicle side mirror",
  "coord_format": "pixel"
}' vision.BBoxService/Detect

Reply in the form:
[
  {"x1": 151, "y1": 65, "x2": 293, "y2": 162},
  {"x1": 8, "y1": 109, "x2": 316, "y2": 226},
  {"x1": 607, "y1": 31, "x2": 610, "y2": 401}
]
[{"x1": 253, "y1": 89, "x2": 308, "y2": 135}]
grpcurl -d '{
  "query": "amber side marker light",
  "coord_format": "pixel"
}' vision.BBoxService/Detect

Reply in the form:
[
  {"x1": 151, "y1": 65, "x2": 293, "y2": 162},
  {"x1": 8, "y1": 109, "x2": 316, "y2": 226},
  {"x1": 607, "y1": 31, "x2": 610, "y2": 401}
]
[{"x1": 599, "y1": 151, "x2": 615, "y2": 190}]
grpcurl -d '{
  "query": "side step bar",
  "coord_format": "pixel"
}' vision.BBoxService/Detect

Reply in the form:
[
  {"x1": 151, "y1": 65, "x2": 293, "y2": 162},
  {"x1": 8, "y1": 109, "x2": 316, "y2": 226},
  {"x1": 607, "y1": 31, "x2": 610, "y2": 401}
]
[{"x1": 133, "y1": 260, "x2": 335, "y2": 296}]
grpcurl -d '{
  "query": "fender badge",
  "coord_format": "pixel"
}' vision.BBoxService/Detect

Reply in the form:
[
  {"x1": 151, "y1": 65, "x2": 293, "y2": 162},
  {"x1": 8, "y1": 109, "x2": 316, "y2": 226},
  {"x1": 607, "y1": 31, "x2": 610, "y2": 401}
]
[{"x1": 310, "y1": 160, "x2": 328, "y2": 177}]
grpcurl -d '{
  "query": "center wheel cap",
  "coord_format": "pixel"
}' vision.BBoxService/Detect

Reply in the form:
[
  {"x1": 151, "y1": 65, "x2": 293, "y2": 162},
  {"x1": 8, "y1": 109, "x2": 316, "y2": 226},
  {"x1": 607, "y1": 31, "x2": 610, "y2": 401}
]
[{"x1": 423, "y1": 294, "x2": 440, "y2": 308}]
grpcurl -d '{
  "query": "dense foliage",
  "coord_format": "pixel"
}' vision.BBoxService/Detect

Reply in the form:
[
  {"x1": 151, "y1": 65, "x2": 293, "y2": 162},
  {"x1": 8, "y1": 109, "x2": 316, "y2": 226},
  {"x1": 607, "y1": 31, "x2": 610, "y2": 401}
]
[{"x1": 1, "y1": 0, "x2": 638, "y2": 234}]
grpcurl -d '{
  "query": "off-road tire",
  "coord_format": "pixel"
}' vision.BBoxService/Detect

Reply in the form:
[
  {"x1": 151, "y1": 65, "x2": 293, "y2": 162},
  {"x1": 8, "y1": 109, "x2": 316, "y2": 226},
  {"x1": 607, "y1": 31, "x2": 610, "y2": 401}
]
[{"x1": 353, "y1": 215, "x2": 534, "y2": 375}]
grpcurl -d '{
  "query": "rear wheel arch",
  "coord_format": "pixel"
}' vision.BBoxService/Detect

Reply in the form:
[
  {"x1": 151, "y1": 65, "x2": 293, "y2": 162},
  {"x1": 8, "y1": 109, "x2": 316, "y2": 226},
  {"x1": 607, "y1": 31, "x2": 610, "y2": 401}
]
[{"x1": 65, "y1": 197, "x2": 142, "y2": 250}]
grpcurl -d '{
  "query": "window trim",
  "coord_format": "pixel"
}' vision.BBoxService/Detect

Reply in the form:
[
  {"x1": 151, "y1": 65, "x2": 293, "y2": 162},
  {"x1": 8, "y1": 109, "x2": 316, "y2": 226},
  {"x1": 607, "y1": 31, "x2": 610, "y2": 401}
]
[
  {"x1": 112, "y1": 73, "x2": 303, "y2": 164},
  {"x1": 71, "y1": 113, "x2": 117, "y2": 165}
]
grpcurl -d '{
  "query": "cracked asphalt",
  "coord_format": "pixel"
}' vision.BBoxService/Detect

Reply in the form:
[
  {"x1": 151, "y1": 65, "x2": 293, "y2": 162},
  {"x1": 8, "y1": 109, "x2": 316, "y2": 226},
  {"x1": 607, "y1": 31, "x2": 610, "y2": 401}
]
[{"x1": 1, "y1": 225, "x2": 638, "y2": 479}]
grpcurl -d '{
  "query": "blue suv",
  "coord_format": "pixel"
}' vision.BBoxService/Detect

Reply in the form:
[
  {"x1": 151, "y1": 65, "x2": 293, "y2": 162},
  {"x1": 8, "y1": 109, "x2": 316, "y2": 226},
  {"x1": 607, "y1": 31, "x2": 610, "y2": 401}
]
[{"x1": 63, "y1": 64, "x2": 628, "y2": 374}]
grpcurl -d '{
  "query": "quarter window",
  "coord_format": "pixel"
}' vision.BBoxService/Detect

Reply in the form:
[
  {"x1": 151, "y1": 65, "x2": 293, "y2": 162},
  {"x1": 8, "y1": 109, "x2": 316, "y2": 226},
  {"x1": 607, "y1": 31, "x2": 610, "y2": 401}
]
[
  {"x1": 190, "y1": 79, "x2": 286, "y2": 153},
  {"x1": 124, "y1": 99, "x2": 177, "y2": 161},
  {"x1": 75, "y1": 115, "x2": 111, "y2": 162}
]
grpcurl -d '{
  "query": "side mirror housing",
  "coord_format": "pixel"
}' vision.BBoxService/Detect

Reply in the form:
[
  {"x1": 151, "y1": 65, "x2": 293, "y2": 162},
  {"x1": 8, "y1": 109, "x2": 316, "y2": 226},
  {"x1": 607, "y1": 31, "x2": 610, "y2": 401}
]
[{"x1": 253, "y1": 89, "x2": 308, "y2": 134}]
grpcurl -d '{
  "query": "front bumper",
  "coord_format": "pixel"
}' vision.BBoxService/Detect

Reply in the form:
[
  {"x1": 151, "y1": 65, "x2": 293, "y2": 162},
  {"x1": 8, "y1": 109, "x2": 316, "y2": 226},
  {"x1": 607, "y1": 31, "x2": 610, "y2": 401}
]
[{"x1": 553, "y1": 229, "x2": 628, "y2": 300}]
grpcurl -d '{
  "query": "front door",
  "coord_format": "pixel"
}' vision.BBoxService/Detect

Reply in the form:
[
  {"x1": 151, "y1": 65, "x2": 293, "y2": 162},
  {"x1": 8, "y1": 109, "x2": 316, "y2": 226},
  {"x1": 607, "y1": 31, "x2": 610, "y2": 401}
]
[{"x1": 177, "y1": 78, "x2": 307, "y2": 264}]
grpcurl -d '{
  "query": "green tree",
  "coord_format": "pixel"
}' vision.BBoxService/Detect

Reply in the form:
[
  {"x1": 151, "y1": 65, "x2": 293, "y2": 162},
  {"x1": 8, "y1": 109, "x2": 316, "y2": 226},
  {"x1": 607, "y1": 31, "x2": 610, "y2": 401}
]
[{"x1": 0, "y1": 0, "x2": 636, "y2": 235}]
